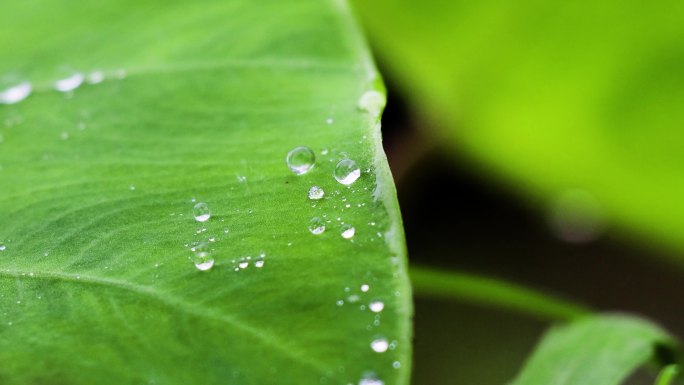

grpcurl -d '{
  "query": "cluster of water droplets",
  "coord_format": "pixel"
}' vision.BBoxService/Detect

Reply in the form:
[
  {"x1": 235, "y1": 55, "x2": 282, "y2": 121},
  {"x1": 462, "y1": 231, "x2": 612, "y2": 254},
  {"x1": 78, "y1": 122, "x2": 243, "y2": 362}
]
[{"x1": 0, "y1": 67, "x2": 126, "y2": 106}]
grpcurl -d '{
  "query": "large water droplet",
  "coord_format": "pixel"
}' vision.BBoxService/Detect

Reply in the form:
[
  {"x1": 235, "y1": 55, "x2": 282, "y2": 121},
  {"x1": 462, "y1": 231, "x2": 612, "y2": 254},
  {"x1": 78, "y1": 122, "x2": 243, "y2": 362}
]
[
  {"x1": 286, "y1": 146, "x2": 315, "y2": 175},
  {"x1": 309, "y1": 217, "x2": 326, "y2": 235},
  {"x1": 334, "y1": 159, "x2": 361, "y2": 185},
  {"x1": 54, "y1": 71, "x2": 85, "y2": 92},
  {"x1": 369, "y1": 300, "x2": 384, "y2": 313},
  {"x1": 0, "y1": 76, "x2": 32, "y2": 105},
  {"x1": 308, "y1": 186, "x2": 325, "y2": 200},
  {"x1": 370, "y1": 338, "x2": 389, "y2": 353},
  {"x1": 357, "y1": 90, "x2": 385, "y2": 114},
  {"x1": 341, "y1": 224, "x2": 355, "y2": 239},
  {"x1": 360, "y1": 284, "x2": 370, "y2": 292},
  {"x1": 359, "y1": 373, "x2": 384, "y2": 385},
  {"x1": 193, "y1": 202, "x2": 211, "y2": 222},
  {"x1": 190, "y1": 241, "x2": 214, "y2": 271}
]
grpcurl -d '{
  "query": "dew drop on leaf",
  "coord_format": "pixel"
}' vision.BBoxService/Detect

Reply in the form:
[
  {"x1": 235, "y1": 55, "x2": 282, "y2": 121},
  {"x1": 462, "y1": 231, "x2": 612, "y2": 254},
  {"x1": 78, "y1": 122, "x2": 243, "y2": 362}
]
[
  {"x1": 0, "y1": 76, "x2": 31, "y2": 105},
  {"x1": 309, "y1": 217, "x2": 326, "y2": 235},
  {"x1": 358, "y1": 373, "x2": 384, "y2": 385},
  {"x1": 357, "y1": 90, "x2": 385, "y2": 114},
  {"x1": 308, "y1": 185, "x2": 325, "y2": 200},
  {"x1": 369, "y1": 301, "x2": 384, "y2": 313},
  {"x1": 370, "y1": 338, "x2": 389, "y2": 353},
  {"x1": 286, "y1": 146, "x2": 315, "y2": 175},
  {"x1": 193, "y1": 202, "x2": 211, "y2": 222},
  {"x1": 341, "y1": 224, "x2": 355, "y2": 239},
  {"x1": 334, "y1": 159, "x2": 361, "y2": 185},
  {"x1": 54, "y1": 70, "x2": 85, "y2": 92},
  {"x1": 190, "y1": 240, "x2": 214, "y2": 271}
]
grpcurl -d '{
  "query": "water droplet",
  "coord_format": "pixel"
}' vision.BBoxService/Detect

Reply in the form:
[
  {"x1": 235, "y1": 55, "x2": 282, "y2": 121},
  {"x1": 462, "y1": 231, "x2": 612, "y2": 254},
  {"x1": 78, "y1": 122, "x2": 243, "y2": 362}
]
[
  {"x1": 223, "y1": 228, "x2": 230, "y2": 234},
  {"x1": 392, "y1": 361, "x2": 401, "y2": 369},
  {"x1": 336, "y1": 299, "x2": 344, "y2": 306},
  {"x1": 321, "y1": 148, "x2": 329, "y2": 155},
  {"x1": 286, "y1": 146, "x2": 315, "y2": 175},
  {"x1": 308, "y1": 186, "x2": 325, "y2": 200},
  {"x1": 0, "y1": 76, "x2": 32, "y2": 105},
  {"x1": 238, "y1": 257, "x2": 249, "y2": 269},
  {"x1": 341, "y1": 224, "x2": 356, "y2": 239},
  {"x1": 193, "y1": 202, "x2": 211, "y2": 222},
  {"x1": 347, "y1": 294, "x2": 360, "y2": 303},
  {"x1": 87, "y1": 71, "x2": 105, "y2": 84},
  {"x1": 360, "y1": 284, "x2": 369, "y2": 292},
  {"x1": 359, "y1": 373, "x2": 384, "y2": 385},
  {"x1": 357, "y1": 90, "x2": 385, "y2": 114},
  {"x1": 60, "y1": 132, "x2": 69, "y2": 140},
  {"x1": 208, "y1": 236, "x2": 216, "y2": 242},
  {"x1": 54, "y1": 71, "x2": 85, "y2": 92},
  {"x1": 0, "y1": 243, "x2": 5, "y2": 251},
  {"x1": 237, "y1": 175, "x2": 247, "y2": 183},
  {"x1": 254, "y1": 253, "x2": 265, "y2": 268},
  {"x1": 369, "y1": 301, "x2": 384, "y2": 313},
  {"x1": 309, "y1": 217, "x2": 326, "y2": 235},
  {"x1": 549, "y1": 189, "x2": 604, "y2": 243},
  {"x1": 129, "y1": 185, "x2": 136, "y2": 191},
  {"x1": 370, "y1": 338, "x2": 389, "y2": 353},
  {"x1": 190, "y1": 241, "x2": 214, "y2": 271},
  {"x1": 326, "y1": 117, "x2": 334, "y2": 125},
  {"x1": 334, "y1": 159, "x2": 361, "y2": 185}
]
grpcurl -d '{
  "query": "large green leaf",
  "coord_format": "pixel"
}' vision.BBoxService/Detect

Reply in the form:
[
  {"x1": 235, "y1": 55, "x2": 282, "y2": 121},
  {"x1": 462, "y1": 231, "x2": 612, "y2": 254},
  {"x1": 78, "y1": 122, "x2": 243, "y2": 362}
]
[
  {"x1": 510, "y1": 315, "x2": 679, "y2": 385},
  {"x1": 353, "y1": 0, "x2": 684, "y2": 257},
  {"x1": 0, "y1": 1, "x2": 411, "y2": 384}
]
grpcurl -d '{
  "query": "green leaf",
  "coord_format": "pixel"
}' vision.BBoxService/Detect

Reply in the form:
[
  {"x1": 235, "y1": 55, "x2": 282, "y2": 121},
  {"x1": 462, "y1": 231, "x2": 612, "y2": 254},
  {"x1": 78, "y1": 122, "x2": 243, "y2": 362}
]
[
  {"x1": 0, "y1": 1, "x2": 411, "y2": 384},
  {"x1": 655, "y1": 365, "x2": 680, "y2": 385},
  {"x1": 410, "y1": 265, "x2": 589, "y2": 321},
  {"x1": 353, "y1": 0, "x2": 684, "y2": 257},
  {"x1": 510, "y1": 315, "x2": 680, "y2": 385}
]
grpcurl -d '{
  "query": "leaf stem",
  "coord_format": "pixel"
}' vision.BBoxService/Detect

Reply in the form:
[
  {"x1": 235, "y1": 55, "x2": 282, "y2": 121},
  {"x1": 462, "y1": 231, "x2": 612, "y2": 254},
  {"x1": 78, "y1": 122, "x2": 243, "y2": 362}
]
[{"x1": 409, "y1": 265, "x2": 590, "y2": 321}]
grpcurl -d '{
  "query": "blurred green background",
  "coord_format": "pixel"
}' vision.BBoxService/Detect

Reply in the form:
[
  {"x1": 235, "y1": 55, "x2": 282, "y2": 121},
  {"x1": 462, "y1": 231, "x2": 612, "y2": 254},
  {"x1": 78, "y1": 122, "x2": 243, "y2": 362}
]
[{"x1": 351, "y1": 0, "x2": 684, "y2": 384}]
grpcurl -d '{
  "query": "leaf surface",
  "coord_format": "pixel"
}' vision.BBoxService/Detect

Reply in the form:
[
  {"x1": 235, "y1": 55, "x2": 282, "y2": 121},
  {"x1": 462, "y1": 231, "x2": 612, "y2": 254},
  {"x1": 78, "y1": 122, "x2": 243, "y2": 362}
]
[{"x1": 0, "y1": 1, "x2": 411, "y2": 384}]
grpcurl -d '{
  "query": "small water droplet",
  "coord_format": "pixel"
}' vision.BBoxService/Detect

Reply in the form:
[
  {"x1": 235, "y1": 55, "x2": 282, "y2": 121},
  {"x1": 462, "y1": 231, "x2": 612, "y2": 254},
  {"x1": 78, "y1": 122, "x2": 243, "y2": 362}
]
[
  {"x1": 237, "y1": 175, "x2": 247, "y2": 183},
  {"x1": 0, "y1": 76, "x2": 32, "y2": 105},
  {"x1": 357, "y1": 90, "x2": 385, "y2": 114},
  {"x1": 223, "y1": 228, "x2": 230, "y2": 234},
  {"x1": 334, "y1": 159, "x2": 361, "y2": 185},
  {"x1": 190, "y1": 241, "x2": 214, "y2": 271},
  {"x1": 369, "y1": 301, "x2": 384, "y2": 313},
  {"x1": 326, "y1": 117, "x2": 334, "y2": 125},
  {"x1": 336, "y1": 299, "x2": 344, "y2": 306},
  {"x1": 347, "y1": 294, "x2": 360, "y2": 303},
  {"x1": 286, "y1": 146, "x2": 316, "y2": 175},
  {"x1": 0, "y1": 243, "x2": 6, "y2": 251},
  {"x1": 238, "y1": 257, "x2": 249, "y2": 269},
  {"x1": 254, "y1": 253, "x2": 266, "y2": 268},
  {"x1": 341, "y1": 224, "x2": 355, "y2": 239},
  {"x1": 60, "y1": 132, "x2": 69, "y2": 140},
  {"x1": 309, "y1": 217, "x2": 326, "y2": 235},
  {"x1": 308, "y1": 186, "x2": 325, "y2": 200},
  {"x1": 370, "y1": 338, "x2": 389, "y2": 353},
  {"x1": 54, "y1": 71, "x2": 85, "y2": 92},
  {"x1": 360, "y1": 284, "x2": 369, "y2": 292},
  {"x1": 193, "y1": 202, "x2": 211, "y2": 222},
  {"x1": 392, "y1": 361, "x2": 401, "y2": 369},
  {"x1": 359, "y1": 373, "x2": 384, "y2": 385},
  {"x1": 129, "y1": 185, "x2": 136, "y2": 191},
  {"x1": 87, "y1": 71, "x2": 105, "y2": 84},
  {"x1": 208, "y1": 236, "x2": 216, "y2": 242},
  {"x1": 321, "y1": 148, "x2": 329, "y2": 155}
]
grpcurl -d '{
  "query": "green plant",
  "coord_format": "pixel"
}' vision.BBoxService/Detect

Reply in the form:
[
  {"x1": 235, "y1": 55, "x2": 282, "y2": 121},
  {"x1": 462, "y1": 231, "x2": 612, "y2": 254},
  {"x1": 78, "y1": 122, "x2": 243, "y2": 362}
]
[{"x1": 0, "y1": 0, "x2": 681, "y2": 384}]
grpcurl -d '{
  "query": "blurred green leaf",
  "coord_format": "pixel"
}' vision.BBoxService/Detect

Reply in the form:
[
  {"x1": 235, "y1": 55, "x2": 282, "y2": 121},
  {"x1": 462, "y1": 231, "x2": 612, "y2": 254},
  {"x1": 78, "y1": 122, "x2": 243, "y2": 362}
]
[
  {"x1": 510, "y1": 315, "x2": 679, "y2": 385},
  {"x1": 655, "y1": 365, "x2": 680, "y2": 385},
  {"x1": 0, "y1": 1, "x2": 411, "y2": 384},
  {"x1": 353, "y1": 0, "x2": 684, "y2": 256}
]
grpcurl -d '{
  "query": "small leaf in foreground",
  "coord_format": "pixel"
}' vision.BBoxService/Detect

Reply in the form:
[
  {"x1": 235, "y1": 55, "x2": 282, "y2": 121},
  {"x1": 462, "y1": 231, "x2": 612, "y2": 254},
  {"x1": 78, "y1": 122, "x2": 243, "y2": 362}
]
[{"x1": 510, "y1": 314, "x2": 680, "y2": 385}]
